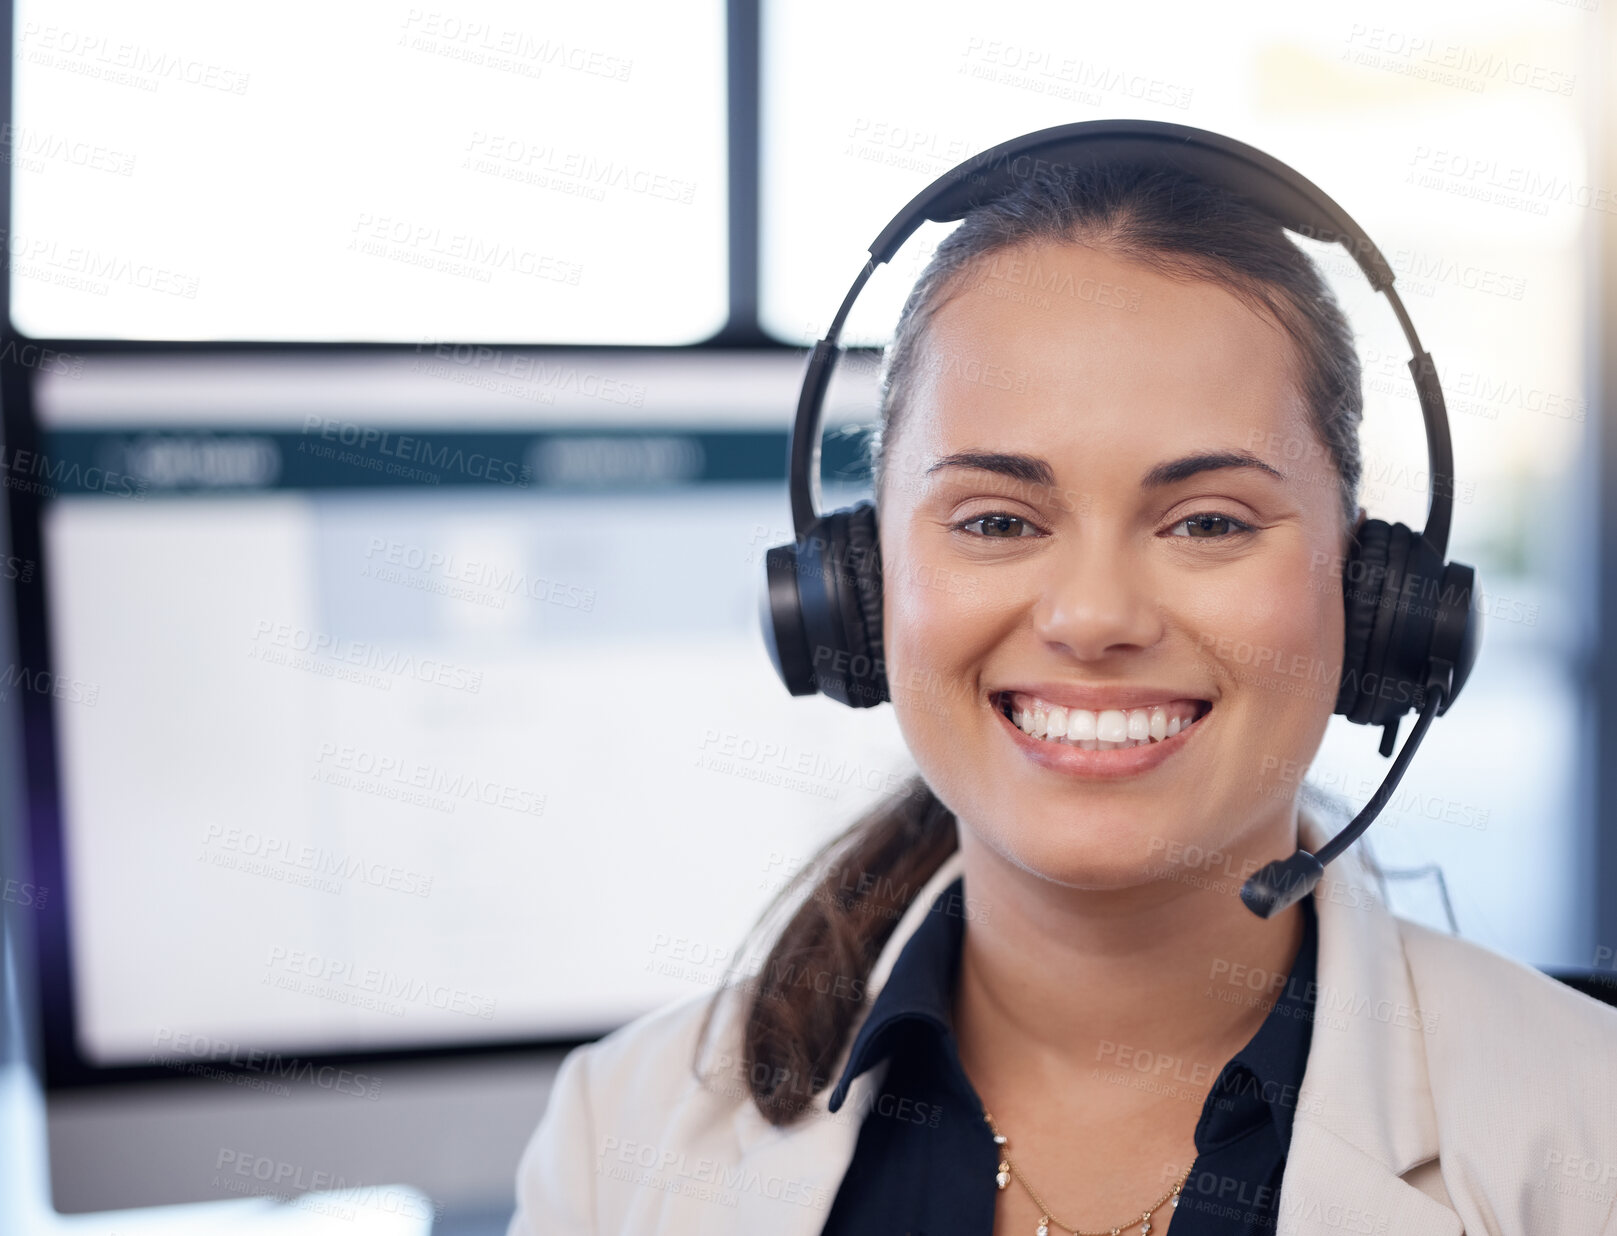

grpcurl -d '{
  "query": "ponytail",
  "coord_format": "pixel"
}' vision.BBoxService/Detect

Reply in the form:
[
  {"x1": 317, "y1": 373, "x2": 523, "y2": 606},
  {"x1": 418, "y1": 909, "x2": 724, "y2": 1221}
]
[{"x1": 692, "y1": 774, "x2": 957, "y2": 1126}]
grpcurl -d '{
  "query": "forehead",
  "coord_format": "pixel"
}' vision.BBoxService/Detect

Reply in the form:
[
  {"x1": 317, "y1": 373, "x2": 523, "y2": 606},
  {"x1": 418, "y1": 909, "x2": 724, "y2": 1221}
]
[{"x1": 900, "y1": 240, "x2": 1311, "y2": 472}]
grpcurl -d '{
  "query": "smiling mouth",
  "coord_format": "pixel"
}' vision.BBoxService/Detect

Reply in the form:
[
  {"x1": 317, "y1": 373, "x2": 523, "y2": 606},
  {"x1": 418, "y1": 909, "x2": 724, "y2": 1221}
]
[{"x1": 992, "y1": 691, "x2": 1213, "y2": 750}]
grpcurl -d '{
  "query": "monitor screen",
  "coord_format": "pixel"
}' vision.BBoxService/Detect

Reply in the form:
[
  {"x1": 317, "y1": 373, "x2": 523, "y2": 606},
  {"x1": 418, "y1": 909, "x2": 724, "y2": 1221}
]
[{"x1": 30, "y1": 351, "x2": 913, "y2": 1065}]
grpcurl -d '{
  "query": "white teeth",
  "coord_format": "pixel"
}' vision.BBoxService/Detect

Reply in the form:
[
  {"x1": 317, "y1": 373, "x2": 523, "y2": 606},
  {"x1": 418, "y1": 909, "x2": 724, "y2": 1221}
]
[
  {"x1": 1046, "y1": 706, "x2": 1068, "y2": 740},
  {"x1": 1002, "y1": 693, "x2": 1205, "y2": 749}
]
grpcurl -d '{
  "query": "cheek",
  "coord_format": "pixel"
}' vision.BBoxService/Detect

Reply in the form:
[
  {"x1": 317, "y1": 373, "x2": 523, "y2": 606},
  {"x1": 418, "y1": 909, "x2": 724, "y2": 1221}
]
[
  {"x1": 1195, "y1": 534, "x2": 1340, "y2": 662},
  {"x1": 880, "y1": 545, "x2": 1009, "y2": 723},
  {"x1": 1202, "y1": 548, "x2": 1345, "y2": 794}
]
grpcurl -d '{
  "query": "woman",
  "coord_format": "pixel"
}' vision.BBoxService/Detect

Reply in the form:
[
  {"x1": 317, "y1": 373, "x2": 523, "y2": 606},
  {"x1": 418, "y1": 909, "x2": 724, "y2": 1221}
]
[{"x1": 508, "y1": 157, "x2": 1617, "y2": 1236}]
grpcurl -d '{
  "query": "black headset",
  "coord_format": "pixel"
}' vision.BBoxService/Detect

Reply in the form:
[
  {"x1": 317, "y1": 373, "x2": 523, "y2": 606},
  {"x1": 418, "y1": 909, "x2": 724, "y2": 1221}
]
[{"x1": 758, "y1": 118, "x2": 1482, "y2": 919}]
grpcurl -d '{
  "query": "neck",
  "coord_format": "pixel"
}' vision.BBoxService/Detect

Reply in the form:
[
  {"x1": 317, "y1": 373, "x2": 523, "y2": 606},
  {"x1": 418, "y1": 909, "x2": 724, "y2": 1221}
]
[{"x1": 951, "y1": 809, "x2": 1308, "y2": 1094}]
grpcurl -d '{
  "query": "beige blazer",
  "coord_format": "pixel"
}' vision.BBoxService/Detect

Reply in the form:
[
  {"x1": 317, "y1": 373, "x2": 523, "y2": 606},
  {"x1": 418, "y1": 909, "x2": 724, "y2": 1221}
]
[{"x1": 507, "y1": 805, "x2": 1617, "y2": 1235}]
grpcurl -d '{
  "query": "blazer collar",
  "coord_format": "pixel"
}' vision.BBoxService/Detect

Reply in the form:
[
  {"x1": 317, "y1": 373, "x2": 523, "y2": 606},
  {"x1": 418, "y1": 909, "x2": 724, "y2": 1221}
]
[
  {"x1": 705, "y1": 801, "x2": 1460, "y2": 1235},
  {"x1": 1290, "y1": 802, "x2": 1437, "y2": 1170},
  {"x1": 1279, "y1": 804, "x2": 1460, "y2": 1234}
]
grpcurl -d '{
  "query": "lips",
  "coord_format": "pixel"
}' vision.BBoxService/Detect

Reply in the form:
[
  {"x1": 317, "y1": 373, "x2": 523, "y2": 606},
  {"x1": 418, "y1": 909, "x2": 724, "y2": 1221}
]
[{"x1": 987, "y1": 686, "x2": 1213, "y2": 777}]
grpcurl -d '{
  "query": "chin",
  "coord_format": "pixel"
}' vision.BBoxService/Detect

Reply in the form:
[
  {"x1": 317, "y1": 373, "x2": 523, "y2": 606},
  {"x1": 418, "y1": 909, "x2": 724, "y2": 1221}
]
[{"x1": 983, "y1": 804, "x2": 1214, "y2": 892}]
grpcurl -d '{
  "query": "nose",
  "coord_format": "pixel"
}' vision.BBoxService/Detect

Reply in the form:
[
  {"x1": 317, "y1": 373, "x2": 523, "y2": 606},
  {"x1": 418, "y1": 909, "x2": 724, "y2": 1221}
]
[{"x1": 1031, "y1": 532, "x2": 1165, "y2": 661}]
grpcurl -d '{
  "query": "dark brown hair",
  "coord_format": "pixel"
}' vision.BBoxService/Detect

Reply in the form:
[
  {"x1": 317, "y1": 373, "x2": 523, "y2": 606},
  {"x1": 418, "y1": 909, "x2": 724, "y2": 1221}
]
[{"x1": 694, "y1": 158, "x2": 1364, "y2": 1126}]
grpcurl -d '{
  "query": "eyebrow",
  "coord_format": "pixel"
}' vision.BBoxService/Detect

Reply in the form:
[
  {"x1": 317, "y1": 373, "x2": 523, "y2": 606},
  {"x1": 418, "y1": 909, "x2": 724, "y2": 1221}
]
[{"x1": 923, "y1": 449, "x2": 1287, "y2": 489}]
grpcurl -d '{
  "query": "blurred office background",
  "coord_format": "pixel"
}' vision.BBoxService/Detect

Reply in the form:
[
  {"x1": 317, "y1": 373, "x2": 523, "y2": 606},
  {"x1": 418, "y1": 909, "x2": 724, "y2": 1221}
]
[{"x1": 0, "y1": 0, "x2": 1613, "y2": 1231}]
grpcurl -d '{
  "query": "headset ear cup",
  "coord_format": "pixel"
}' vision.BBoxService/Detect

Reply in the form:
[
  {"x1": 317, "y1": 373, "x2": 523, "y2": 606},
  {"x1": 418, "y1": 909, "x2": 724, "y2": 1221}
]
[
  {"x1": 828, "y1": 508, "x2": 872, "y2": 701},
  {"x1": 761, "y1": 540, "x2": 815, "y2": 696},
  {"x1": 793, "y1": 504, "x2": 887, "y2": 709},
  {"x1": 1430, "y1": 559, "x2": 1481, "y2": 713},
  {"x1": 1363, "y1": 522, "x2": 1415, "y2": 727},
  {"x1": 843, "y1": 502, "x2": 889, "y2": 705},
  {"x1": 1381, "y1": 528, "x2": 1445, "y2": 723},
  {"x1": 1337, "y1": 519, "x2": 1391, "y2": 722},
  {"x1": 793, "y1": 511, "x2": 850, "y2": 705}
]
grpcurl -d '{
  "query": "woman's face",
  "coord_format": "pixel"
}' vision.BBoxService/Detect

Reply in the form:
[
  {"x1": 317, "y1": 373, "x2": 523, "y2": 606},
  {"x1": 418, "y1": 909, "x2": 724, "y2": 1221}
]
[{"x1": 878, "y1": 239, "x2": 1358, "y2": 891}]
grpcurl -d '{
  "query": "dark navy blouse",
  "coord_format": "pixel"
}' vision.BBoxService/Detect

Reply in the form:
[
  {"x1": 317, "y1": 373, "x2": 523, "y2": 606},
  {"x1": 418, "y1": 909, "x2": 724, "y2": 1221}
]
[{"x1": 819, "y1": 874, "x2": 1319, "y2": 1235}]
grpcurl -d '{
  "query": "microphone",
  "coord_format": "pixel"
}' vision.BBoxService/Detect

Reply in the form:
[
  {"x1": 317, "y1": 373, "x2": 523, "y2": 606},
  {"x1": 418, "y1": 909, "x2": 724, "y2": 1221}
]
[{"x1": 1240, "y1": 679, "x2": 1449, "y2": 919}]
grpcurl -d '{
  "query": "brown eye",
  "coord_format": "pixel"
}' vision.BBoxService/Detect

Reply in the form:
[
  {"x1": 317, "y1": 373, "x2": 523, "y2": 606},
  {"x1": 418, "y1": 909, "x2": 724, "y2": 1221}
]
[
  {"x1": 1169, "y1": 512, "x2": 1253, "y2": 539},
  {"x1": 954, "y1": 512, "x2": 1039, "y2": 538}
]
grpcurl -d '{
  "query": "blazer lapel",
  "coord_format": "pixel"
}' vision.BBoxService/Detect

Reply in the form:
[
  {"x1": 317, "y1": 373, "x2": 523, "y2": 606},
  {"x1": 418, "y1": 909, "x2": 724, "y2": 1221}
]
[
  {"x1": 1276, "y1": 806, "x2": 1461, "y2": 1235},
  {"x1": 1280, "y1": 1120, "x2": 1461, "y2": 1235}
]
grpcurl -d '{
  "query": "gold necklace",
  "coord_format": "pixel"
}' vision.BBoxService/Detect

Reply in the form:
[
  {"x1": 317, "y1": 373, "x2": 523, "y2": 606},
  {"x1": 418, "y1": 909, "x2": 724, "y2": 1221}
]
[{"x1": 983, "y1": 1109, "x2": 1193, "y2": 1236}]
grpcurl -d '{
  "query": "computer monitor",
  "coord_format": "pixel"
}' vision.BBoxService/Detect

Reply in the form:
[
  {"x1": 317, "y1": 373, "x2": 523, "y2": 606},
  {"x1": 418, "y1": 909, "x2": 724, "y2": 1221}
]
[{"x1": 3, "y1": 347, "x2": 907, "y2": 1218}]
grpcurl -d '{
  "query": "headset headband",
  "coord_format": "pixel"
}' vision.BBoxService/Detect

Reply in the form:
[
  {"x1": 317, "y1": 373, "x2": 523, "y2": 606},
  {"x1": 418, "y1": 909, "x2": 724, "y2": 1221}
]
[{"x1": 788, "y1": 118, "x2": 1455, "y2": 559}]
